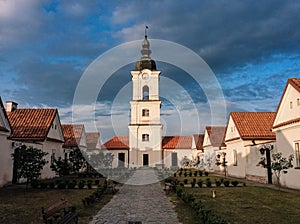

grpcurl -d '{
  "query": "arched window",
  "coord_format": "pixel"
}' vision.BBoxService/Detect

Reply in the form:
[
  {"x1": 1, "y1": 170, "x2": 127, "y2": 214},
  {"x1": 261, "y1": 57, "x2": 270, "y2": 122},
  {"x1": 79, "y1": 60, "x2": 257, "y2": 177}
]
[
  {"x1": 142, "y1": 85, "x2": 149, "y2": 100},
  {"x1": 142, "y1": 134, "x2": 149, "y2": 141},
  {"x1": 142, "y1": 109, "x2": 149, "y2": 117}
]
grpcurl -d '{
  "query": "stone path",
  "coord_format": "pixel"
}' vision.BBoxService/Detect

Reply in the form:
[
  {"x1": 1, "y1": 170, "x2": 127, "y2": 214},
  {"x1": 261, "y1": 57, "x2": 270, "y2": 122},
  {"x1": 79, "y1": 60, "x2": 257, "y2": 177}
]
[{"x1": 90, "y1": 168, "x2": 179, "y2": 224}]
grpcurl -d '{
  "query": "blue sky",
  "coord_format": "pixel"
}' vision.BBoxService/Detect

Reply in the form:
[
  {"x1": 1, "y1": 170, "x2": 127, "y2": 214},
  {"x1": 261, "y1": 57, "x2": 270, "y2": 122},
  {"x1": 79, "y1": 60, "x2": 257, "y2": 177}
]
[{"x1": 1, "y1": 0, "x2": 300, "y2": 141}]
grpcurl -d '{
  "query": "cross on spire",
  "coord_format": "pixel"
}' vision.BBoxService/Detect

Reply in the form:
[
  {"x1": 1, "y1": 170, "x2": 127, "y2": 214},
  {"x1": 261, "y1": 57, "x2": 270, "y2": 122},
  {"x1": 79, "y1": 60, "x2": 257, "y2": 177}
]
[{"x1": 145, "y1": 25, "x2": 149, "y2": 37}]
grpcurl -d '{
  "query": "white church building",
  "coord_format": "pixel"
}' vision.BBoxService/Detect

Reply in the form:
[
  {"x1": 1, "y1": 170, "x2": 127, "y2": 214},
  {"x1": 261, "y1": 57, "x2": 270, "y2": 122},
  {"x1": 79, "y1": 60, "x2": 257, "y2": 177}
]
[{"x1": 102, "y1": 34, "x2": 197, "y2": 168}]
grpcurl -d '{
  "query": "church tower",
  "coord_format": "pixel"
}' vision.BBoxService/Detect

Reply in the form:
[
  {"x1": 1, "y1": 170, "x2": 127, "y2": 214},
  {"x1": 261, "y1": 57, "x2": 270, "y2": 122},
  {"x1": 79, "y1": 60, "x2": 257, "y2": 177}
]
[{"x1": 128, "y1": 33, "x2": 163, "y2": 167}]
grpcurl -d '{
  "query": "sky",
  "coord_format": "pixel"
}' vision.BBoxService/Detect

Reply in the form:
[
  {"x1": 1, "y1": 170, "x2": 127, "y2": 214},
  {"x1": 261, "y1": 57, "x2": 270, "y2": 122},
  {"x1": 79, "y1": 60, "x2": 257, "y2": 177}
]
[{"x1": 1, "y1": 0, "x2": 300, "y2": 142}]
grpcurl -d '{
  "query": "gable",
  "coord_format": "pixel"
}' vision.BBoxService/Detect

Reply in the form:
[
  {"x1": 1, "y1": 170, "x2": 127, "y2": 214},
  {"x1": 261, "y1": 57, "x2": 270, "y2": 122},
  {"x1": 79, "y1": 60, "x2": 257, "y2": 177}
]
[
  {"x1": 225, "y1": 116, "x2": 241, "y2": 142},
  {"x1": 0, "y1": 98, "x2": 11, "y2": 133},
  {"x1": 47, "y1": 113, "x2": 64, "y2": 142},
  {"x1": 273, "y1": 81, "x2": 300, "y2": 129},
  {"x1": 203, "y1": 129, "x2": 211, "y2": 147}
]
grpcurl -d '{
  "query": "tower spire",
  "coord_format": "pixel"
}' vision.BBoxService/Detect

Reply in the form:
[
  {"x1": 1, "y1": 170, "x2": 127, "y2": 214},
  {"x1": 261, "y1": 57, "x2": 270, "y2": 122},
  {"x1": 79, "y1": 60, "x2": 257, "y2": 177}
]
[{"x1": 135, "y1": 25, "x2": 157, "y2": 71}]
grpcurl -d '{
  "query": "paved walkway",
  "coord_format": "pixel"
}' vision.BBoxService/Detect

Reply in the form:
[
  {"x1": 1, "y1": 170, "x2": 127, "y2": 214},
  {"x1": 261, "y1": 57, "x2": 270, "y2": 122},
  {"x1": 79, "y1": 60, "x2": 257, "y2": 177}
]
[{"x1": 90, "y1": 168, "x2": 179, "y2": 224}]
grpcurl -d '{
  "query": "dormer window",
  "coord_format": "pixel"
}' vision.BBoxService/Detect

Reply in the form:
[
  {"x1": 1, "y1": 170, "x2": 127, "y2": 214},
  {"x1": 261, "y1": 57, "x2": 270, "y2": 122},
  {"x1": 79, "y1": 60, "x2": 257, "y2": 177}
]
[
  {"x1": 142, "y1": 134, "x2": 149, "y2": 142},
  {"x1": 142, "y1": 109, "x2": 149, "y2": 117}
]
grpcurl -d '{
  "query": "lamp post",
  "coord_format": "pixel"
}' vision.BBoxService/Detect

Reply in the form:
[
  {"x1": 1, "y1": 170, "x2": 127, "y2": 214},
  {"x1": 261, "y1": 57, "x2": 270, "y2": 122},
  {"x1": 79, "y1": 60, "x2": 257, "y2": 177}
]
[
  {"x1": 259, "y1": 144, "x2": 273, "y2": 184},
  {"x1": 216, "y1": 152, "x2": 227, "y2": 177}
]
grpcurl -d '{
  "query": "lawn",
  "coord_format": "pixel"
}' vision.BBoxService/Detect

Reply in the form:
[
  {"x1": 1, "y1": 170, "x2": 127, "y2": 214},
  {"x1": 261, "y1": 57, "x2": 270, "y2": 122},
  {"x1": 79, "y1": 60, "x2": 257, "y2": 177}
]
[
  {"x1": 168, "y1": 183, "x2": 300, "y2": 224},
  {"x1": 0, "y1": 187, "x2": 113, "y2": 224}
]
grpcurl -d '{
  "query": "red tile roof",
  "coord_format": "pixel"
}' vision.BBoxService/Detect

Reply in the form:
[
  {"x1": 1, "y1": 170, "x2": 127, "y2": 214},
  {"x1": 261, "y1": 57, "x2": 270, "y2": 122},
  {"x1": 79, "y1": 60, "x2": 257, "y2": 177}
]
[
  {"x1": 289, "y1": 78, "x2": 300, "y2": 93},
  {"x1": 8, "y1": 108, "x2": 57, "y2": 141},
  {"x1": 102, "y1": 136, "x2": 129, "y2": 150},
  {"x1": 205, "y1": 126, "x2": 226, "y2": 147},
  {"x1": 193, "y1": 134, "x2": 204, "y2": 150},
  {"x1": 162, "y1": 136, "x2": 192, "y2": 149},
  {"x1": 86, "y1": 132, "x2": 100, "y2": 150},
  {"x1": 61, "y1": 124, "x2": 84, "y2": 148},
  {"x1": 229, "y1": 112, "x2": 276, "y2": 141}
]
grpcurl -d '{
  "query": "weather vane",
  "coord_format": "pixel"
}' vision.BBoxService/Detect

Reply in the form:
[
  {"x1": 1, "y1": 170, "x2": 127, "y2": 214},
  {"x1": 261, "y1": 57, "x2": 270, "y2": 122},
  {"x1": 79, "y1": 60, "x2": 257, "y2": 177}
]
[{"x1": 145, "y1": 25, "x2": 149, "y2": 37}]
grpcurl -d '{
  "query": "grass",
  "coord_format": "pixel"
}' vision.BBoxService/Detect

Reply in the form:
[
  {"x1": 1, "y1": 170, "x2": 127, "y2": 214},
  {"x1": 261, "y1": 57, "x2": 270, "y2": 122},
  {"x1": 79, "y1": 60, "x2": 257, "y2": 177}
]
[
  {"x1": 167, "y1": 184, "x2": 300, "y2": 224},
  {"x1": 0, "y1": 187, "x2": 113, "y2": 224}
]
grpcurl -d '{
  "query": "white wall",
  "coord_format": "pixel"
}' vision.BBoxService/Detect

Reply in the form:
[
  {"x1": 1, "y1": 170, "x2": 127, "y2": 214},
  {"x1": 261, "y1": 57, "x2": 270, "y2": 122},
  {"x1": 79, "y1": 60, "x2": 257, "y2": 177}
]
[
  {"x1": 0, "y1": 133, "x2": 13, "y2": 187},
  {"x1": 274, "y1": 124, "x2": 300, "y2": 189}
]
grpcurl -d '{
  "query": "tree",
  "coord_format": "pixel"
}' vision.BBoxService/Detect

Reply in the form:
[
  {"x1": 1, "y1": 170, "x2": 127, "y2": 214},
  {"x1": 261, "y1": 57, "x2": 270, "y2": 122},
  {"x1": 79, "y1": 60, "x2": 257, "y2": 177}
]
[
  {"x1": 11, "y1": 145, "x2": 48, "y2": 189},
  {"x1": 69, "y1": 147, "x2": 87, "y2": 174},
  {"x1": 50, "y1": 156, "x2": 72, "y2": 177},
  {"x1": 259, "y1": 152, "x2": 294, "y2": 188}
]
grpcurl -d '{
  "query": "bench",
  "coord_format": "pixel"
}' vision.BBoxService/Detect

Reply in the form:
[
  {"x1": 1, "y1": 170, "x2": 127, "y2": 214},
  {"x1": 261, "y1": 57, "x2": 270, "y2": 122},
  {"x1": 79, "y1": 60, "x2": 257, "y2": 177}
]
[
  {"x1": 105, "y1": 178, "x2": 116, "y2": 194},
  {"x1": 41, "y1": 198, "x2": 78, "y2": 224},
  {"x1": 164, "y1": 177, "x2": 178, "y2": 194}
]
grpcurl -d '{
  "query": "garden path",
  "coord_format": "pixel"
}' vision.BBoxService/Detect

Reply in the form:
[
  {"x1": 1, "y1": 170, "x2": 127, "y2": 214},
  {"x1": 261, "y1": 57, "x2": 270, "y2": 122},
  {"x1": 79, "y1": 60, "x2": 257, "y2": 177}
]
[{"x1": 90, "y1": 168, "x2": 179, "y2": 224}]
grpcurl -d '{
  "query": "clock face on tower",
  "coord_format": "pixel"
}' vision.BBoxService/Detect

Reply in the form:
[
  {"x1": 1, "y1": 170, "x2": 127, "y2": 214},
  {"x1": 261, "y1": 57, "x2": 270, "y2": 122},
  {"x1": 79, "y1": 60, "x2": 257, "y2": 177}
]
[{"x1": 142, "y1": 73, "x2": 149, "y2": 80}]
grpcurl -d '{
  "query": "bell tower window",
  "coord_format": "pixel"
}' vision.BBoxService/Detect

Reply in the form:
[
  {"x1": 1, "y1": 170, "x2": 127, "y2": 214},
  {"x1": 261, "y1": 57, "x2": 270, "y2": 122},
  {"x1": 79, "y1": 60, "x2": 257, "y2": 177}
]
[
  {"x1": 142, "y1": 134, "x2": 149, "y2": 142},
  {"x1": 142, "y1": 85, "x2": 149, "y2": 100},
  {"x1": 142, "y1": 109, "x2": 149, "y2": 117}
]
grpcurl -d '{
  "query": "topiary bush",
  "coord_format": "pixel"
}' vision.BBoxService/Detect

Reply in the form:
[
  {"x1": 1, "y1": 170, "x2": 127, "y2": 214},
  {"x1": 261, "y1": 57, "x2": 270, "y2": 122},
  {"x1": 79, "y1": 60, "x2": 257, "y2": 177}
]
[
  {"x1": 199, "y1": 171, "x2": 203, "y2": 176},
  {"x1": 179, "y1": 171, "x2": 182, "y2": 177},
  {"x1": 189, "y1": 172, "x2": 192, "y2": 177},
  {"x1": 223, "y1": 180, "x2": 230, "y2": 187},
  {"x1": 206, "y1": 180, "x2": 212, "y2": 188},
  {"x1": 215, "y1": 179, "x2": 222, "y2": 187},
  {"x1": 40, "y1": 182, "x2": 48, "y2": 189},
  {"x1": 197, "y1": 180, "x2": 203, "y2": 188},
  {"x1": 57, "y1": 182, "x2": 67, "y2": 189},
  {"x1": 183, "y1": 179, "x2": 188, "y2": 184},
  {"x1": 184, "y1": 172, "x2": 188, "y2": 177},
  {"x1": 194, "y1": 170, "x2": 198, "y2": 176},
  {"x1": 231, "y1": 180, "x2": 239, "y2": 187},
  {"x1": 78, "y1": 181, "x2": 85, "y2": 189},
  {"x1": 31, "y1": 180, "x2": 39, "y2": 188},
  {"x1": 48, "y1": 181, "x2": 55, "y2": 189},
  {"x1": 204, "y1": 171, "x2": 209, "y2": 176}
]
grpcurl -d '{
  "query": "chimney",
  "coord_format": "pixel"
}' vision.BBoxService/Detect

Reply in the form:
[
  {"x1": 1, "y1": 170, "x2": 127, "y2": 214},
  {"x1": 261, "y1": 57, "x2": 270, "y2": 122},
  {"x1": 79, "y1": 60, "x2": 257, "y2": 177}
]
[{"x1": 6, "y1": 101, "x2": 18, "y2": 112}]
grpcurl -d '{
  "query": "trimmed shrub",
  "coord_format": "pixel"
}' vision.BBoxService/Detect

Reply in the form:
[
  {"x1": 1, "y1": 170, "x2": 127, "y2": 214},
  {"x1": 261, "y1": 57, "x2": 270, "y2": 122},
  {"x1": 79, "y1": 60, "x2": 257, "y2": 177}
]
[
  {"x1": 189, "y1": 172, "x2": 192, "y2": 177},
  {"x1": 197, "y1": 180, "x2": 203, "y2": 188},
  {"x1": 231, "y1": 180, "x2": 239, "y2": 187},
  {"x1": 184, "y1": 172, "x2": 188, "y2": 177},
  {"x1": 48, "y1": 182, "x2": 55, "y2": 189},
  {"x1": 179, "y1": 171, "x2": 182, "y2": 177},
  {"x1": 40, "y1": 182, "x2": 48, "y2": 189},
  {"x1": 78, "y1": 181, "x2": 85, "y2": 189},
  {"x1": 183, "y1": 179, "x2": 188, "y2": 184},
  {"x1": 180, "y1": 182, "x2": 184, "y2": 187},
  {"x1": 31, "y1": 180, "x2": 39, "y2": 188},
  {"x1": 191, "y1": 181, "x2": 196, "y2": 188},
  {"x1": 95, "y1": 180, "x2": 100, "y2": 185},
  {"x1": 67, "y1": 182, "x2": 76, "y2": 189},
  {"x1": 87, "y1": 181, "x2": 93, "y2": 189},
  {"x1": 206, "y1": 180, "x2": 212, "y2": 188},
  {"x1": 194, "y1": 170, "x2": 198, "y2": 177},
  {"x1": 57, "y1": 182, "x2": 67, "y2": 189},
  {"x1": 215, "y1": 179, "x2": 222, "y2": 187},
  {"x1": 204, "y1": 171, "x2": 209, "y2": 176},
  {"x1": 199, "y1": 171, "x2": 203, "y2": 176},
  {"x1": 223, "y1": 180, "x2": 230, "y2": 187},
  {"x1": 174, "y1": 173, "x2": 177, "y2": 177}
]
